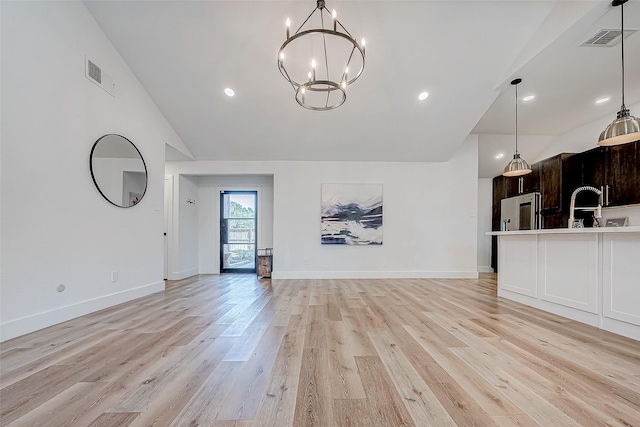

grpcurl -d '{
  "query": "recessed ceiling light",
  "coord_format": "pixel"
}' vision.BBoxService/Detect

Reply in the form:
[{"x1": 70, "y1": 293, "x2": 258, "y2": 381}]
[
  {"x1": 418, "y1": 91, "x2": 429, "y2": 101},
  {"x1": 522, "y1": 95, "x2": 535, "y2": 102},
  {"x1": 496, "y1": 153, "x2": 504, "y2": 159},
  {"x1": 595, "y1": 97, "x2": 610, "y2": 104},
  {"x1": 224, "y1": 88, "x2": 235, "y2": 97}
]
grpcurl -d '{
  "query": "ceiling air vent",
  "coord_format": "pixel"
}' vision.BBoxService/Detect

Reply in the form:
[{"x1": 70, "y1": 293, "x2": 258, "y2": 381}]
[
  {"x1": 85, "y1": 56, "x2": 116, "y2": 96},
  {"x1": 581, "y1": 29, "x2": 637, "y2": 47}
]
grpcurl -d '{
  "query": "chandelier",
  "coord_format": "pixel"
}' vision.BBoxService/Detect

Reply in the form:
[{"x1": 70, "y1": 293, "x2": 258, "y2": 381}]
[{"x1": 277, "y1": 0, "x2": 366, "y2": 111}]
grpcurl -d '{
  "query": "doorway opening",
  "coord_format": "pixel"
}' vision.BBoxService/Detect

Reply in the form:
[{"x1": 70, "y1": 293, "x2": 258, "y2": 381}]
[{"x1": 220, "y1": 191, "x2": 257, "y2": 273}]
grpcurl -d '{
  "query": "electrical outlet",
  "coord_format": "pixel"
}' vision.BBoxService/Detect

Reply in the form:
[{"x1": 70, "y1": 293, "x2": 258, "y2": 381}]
[{"x1": 111, "y1": 271, "x2": 119, "y2": 282}]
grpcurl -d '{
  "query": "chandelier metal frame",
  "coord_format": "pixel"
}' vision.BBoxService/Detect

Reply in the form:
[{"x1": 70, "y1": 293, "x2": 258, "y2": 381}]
[{"x1": 277, "y1": 0, "x2": 365, "y2": 111}]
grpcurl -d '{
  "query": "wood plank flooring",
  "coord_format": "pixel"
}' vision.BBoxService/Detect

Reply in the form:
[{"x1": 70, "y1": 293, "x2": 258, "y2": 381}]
[{"x1": 2, "y1": 274, "x2": 640, "y2": 426}]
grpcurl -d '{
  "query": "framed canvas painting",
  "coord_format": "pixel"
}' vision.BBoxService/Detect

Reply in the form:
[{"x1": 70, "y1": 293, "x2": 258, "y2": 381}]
[{"x1": 321, "y1": 183, "x2": 383, "y2": 245}]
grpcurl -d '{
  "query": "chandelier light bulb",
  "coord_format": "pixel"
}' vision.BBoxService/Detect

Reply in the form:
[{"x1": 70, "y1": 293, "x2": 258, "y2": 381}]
[
  {"x1": 332, "y1": 9, "x2": 337, "y2": 19},
  {"x1": 280, "y1": 52, "x2": 284, "y2": 60},
  {"x1": 311, "y1": 59, "x2": 316, "y2": 68},
  {"x1": 286, "y1": 18, "x2": 290, "y2": 39}
]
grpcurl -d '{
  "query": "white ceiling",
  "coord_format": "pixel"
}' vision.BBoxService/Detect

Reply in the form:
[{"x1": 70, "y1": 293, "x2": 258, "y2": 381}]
[{"x1": 84, "y1": 0, "x2": 640, "y2": 177}]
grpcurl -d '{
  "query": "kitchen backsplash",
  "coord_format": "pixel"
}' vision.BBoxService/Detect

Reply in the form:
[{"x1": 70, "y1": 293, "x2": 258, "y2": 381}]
[{"x1": 602, "y1": 204, "x2": 640, "y2": 226}]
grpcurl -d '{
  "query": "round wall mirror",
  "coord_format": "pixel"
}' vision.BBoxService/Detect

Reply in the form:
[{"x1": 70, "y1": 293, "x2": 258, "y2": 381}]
[{"x1": 90, "y1": 134, "x2": 148, "y2": 208}]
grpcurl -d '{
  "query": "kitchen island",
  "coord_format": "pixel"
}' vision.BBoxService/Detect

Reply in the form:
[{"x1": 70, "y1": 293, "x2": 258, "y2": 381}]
[{"x1": 488, "y1": 227, "x2": 640, "y2": 341}]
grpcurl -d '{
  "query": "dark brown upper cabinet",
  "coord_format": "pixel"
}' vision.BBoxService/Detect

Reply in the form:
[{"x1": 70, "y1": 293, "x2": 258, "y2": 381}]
[
  {"x1": 539, "y1": 153, "x2": 579, "y2": 228},
  {"x1": 522, "y1": 162, "x2": 541, "y2": 194},
  {"x1": 505, "y1": 176, "x2": 520, "y2": 198},
  {"x1": 540, "y1": 154, "x2": 569, "y2": 212},
  {"x1": 608, "y1": 141, "x2": 639, "y2": 206},
  {"x1": 578, "y1": 146, "x2": 608, "y2": 207},
  {"x1": 577, "y1": 141, "x2": 639, "y2": 207}
]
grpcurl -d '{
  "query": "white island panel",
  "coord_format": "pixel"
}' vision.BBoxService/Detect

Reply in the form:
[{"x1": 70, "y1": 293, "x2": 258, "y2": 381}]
[
  {"x1": 538, "y1": 234, "x2": 599, "y2": 314},
  {"x1": 603, "y1": 233, "x2": 640, "y2": 328},
  {"x1": 499, "y1": 235, "x2": 537, "y2": 298}
]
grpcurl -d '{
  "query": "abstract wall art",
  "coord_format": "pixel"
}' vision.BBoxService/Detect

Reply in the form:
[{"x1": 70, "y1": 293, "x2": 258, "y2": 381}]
[{"x1": 321, "y1": 183, "x2": 383, "y2": 245}]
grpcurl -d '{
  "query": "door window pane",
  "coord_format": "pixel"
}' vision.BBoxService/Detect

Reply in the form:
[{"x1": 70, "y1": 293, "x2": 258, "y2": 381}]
[
  {"x1": 223, "y1": 244, "x2": 256, "y2": 269},
  {"x1": 226, "y1": 194, "x2": 255, "y2": 218}
]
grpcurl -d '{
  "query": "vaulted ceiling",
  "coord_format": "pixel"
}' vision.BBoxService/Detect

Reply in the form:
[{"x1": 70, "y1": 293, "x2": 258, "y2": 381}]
[{"x1": 85, "y1": 0, "x2": 640, "y2": 178}]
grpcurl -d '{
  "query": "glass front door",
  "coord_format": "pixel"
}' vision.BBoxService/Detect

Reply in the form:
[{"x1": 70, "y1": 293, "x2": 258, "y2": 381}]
[{"x1": 220, "y1": 191, "x2": 257, "y2": 273}]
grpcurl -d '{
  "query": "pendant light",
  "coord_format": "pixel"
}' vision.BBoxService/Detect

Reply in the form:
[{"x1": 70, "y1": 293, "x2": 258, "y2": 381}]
[
  {"x1": 504, "y1": 78, "x2": 532, "y2": 177},
  {"x1": 598, "y1": 0, "x2": 640, "y2": 146}
]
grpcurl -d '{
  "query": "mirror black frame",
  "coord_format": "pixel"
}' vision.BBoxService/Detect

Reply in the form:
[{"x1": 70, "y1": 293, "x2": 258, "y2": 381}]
[{"x1": 90, "y1": 134, "x2": 148, "y2": 208}]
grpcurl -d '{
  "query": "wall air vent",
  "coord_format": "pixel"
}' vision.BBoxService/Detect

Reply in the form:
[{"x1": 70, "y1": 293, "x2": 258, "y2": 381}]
[
  {"x1": 87, "y1": 60, "x2": 101, "y2": 84},
  {"x1": 581, "y1": 29, "x2": 637, "y2": 47},
  {"x1": 85, "y1": 56, "x2": 116, "y2": 96}
]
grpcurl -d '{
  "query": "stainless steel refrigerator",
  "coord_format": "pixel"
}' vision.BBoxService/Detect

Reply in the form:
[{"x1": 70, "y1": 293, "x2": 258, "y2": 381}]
[{"x1": 500, "y1": 192, "x2": 541, "y2": 231}]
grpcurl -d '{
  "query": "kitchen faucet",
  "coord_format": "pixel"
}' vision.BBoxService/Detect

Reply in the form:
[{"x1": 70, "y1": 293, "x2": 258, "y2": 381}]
[{"x1": 568, "y1": 186, "x2": 603, "y2": 228}]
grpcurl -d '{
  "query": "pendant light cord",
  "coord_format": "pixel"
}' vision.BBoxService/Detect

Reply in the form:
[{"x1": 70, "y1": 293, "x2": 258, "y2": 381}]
[
  {"x1": 515, "y1": 82, "x2": 519, "y2": 155},
  {"x1": 620, "y1": 1, "x2": 626, "y2": 109}
]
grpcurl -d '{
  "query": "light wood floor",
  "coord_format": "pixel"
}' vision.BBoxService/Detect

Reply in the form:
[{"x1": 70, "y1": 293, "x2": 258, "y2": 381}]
[{"x1": 1, "y1": 274, "x2": 640, "y2": 426}]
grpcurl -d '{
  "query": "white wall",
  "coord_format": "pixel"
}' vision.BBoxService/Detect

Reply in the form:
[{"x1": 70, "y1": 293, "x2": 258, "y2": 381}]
[
  {"x1": 198, "y1": 175, "x2": 274, "y2": 274},
  {"x1": 175, "y1": 175, "x2": 199, "y2": 279},
  {"x1": 477, "y1": 178, "x2": 493, "y2": 272},
  {"x1": 166, "y1": 136, "x2": 479, "y2": 279},
  {"x1": 0, "y1": 1, "x2": 185, "y2": 341}
]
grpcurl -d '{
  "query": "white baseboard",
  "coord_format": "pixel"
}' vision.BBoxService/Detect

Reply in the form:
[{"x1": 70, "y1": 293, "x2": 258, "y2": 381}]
[
  {"x1": 0, "y1": 281, "x2": 165, "y2": 342},
  {"x1": 271, "y1": 271, "x2": 479, "y2": 280},
  {"x1": 477, "y1": 266, "x2": 494, "y2": 273},
  {"x1": 168, "y1": 267, "x2": 199, "y2": 281}
]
